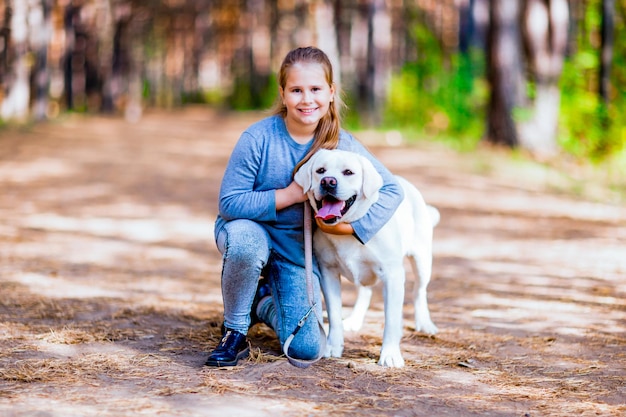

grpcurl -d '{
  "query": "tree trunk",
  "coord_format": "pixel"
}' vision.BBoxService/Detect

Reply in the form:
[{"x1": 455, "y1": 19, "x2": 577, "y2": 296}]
[
  {"x1": 0, "y1": 3, "x2": 11, "y2": 101},
  {"x1": 520, "y1": 0, "x2": 569, "y2": 155},
  {"x1": 97, "y1": 0, "x2": 115, "y2": 113},
  {"x1": 31, "y1": 0, "x2": 53, "y2": 121},
  {"x1": 361, "y1": 0, "x2": 390, "y2": 127},
  {"x1": 485, "y1": 0, "x2": 523, "y2": 147},
  {"x1": 459, "y1": 0, "x2": 475, "y2": 54},
  {"x1": 63, "y1": 4, "x2": 82, "y2": 111},
  {"x1": 314, "y1": 0, "x2": 341, "y2": 87},
  {"x1": 1, "y1": 0, "x2": 30, "y2": 122},
  {"x1": 334, "y1": 0, "x2": 358, "y2": 96},
  {"x1": 599, "y1": 0, "x2": 614, "y2": 104},
  {"x1": 248, "y1": 0, "x2": 271, "y2": 107}
]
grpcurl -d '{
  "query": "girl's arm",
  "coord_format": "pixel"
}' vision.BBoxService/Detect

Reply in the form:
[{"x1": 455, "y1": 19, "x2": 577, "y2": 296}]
[
  {"x1": 276, "y1": 181, "x2": 308, "y2": 211},
  {"x1": 315, "y1": 218, "x2": 354, "y2": 235},
  {"x1": 218, "y1": 132, "x2": 278, "y2": 222}
]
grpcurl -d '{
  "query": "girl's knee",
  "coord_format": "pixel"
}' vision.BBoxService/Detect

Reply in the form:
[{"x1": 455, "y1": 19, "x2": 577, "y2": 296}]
[
  {"x1": 222, "y1": 221, "x2": 270, "y2": 264},
  {"x1": 283, "y1": 327, "x2": 323, "y2": 360},
  {"x1": 226, "y1": 239, "x2": 266, "y2": 264}
]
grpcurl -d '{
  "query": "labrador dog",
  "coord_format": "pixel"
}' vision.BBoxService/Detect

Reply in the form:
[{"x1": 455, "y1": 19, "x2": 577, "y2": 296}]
[{"x1": 294, "y1": 149, "x2": 439, "y2": 367}]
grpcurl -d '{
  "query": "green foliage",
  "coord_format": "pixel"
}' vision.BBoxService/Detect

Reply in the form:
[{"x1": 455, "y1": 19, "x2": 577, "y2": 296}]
[
  {"x1": 557, "y1": 1, "x2": 626, "y2": 162},
  {"x1": 559, "y1": 68, "x2": 625, "y2": 161},
  {"x1": 181, "y1": 90, "x2": 224, "y2": 105},
  {"x1": 228, "y1": 74, "x2": 276, "y2": 111},
  {"x1": 381, "y1": 3, "x2": 626, "y2": 167},
  {"x1": 381, "y1": 22, "x2": 487, "y2": 151}
]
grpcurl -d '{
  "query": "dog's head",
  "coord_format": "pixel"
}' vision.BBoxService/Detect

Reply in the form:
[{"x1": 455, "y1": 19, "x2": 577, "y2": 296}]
[{"x1": 294, "y1": 149, "x2": 383, "y2": 225}]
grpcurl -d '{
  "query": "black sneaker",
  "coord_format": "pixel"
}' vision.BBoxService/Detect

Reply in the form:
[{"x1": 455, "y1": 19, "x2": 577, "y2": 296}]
[
  {"x1": 205, "y1": 329, "x2": 250, "y2": 367},
  {"x1": 250, "y1": 277, "x2": 271, "y2": 327}
]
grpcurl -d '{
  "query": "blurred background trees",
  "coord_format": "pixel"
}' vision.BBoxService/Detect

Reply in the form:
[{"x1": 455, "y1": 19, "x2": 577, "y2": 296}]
[{"x1": 0, "y1": 0, "x2": 624, "y2": 163}]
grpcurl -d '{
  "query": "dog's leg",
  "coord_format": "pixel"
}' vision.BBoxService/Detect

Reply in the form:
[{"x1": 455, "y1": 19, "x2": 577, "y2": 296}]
[
  {"x1": 343, "y1": 285, "x2": 372, "y2": 332},
  {"x1": 320, "y1": 267, "x2": 345, "y2": 358},
  {"x1": 378, "y1": 267, "x2": 406, "y2": 367},
  {"x1": 409, "y1": 250, "x2": 438, "y2": 335}
]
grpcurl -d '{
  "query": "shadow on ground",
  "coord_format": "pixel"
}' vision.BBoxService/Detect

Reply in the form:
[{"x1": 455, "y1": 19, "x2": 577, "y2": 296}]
[{"x1": 0, "y1": 109, "x2": 624, "y2": 416}]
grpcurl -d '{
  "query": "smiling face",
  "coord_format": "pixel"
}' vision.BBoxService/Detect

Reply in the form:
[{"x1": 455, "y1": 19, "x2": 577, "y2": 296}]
[{"x1": 279, "y1": 62, "x2": 335, "y2": 143}]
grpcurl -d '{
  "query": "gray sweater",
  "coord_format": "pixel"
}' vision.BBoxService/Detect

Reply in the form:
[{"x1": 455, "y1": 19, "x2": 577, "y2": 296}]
[{"x1": 215, "y1": 115, "x2": 403, "y2": 267}]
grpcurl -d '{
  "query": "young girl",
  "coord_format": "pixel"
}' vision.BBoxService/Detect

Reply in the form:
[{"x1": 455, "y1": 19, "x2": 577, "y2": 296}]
[{"x1": 206, "y1": 46, "x2": 403, "y2": 367}]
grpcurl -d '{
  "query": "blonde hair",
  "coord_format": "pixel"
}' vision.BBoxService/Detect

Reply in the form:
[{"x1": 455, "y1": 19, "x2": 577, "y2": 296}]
[{"x1": 272, "y1": 46, "x2": 345, "y2": 176}]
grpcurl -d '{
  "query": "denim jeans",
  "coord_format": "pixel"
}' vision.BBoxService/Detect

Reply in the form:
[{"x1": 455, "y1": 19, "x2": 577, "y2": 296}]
[{"x1": 215, "y1": 219, "x2": 323, "y2": 360}]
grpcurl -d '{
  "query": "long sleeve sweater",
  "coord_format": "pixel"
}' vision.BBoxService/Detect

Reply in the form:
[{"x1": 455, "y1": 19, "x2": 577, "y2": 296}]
[{"x1": 214, "y1": 115, "x2": 403, "y2": 268}]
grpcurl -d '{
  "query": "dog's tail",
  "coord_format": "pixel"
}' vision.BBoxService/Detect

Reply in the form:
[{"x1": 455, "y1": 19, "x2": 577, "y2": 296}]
[{"x1": 427, "y1": 205, "x2": 440, "y2": 227}]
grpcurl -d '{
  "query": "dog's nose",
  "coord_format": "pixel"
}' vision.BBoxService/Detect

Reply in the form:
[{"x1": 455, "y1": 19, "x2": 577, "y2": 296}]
[{"x1": 320, "y1": 176, "x2": 337, "y2": 191}]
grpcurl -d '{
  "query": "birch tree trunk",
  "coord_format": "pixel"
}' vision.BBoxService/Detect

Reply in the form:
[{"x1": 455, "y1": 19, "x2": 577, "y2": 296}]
[
  {"x1": 1, "y1": 0, "x2": 30, "y2": 121},
  {"x1": 519, "y1": 0, "x2": 569, "y2": 156},
  {"x1": 31, "y1": 0, "x2": 53, "y2": 121}
]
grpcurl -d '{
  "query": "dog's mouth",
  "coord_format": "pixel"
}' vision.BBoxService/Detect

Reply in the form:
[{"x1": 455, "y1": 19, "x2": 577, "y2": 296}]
[{"x1": 315, "y1": 195, "x2": 357, "y2": 224}]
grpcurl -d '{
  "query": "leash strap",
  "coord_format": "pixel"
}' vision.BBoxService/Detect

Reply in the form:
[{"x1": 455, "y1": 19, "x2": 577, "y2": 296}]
[{"x1": 282, "y1": 202, "x2": 326, "y2": 368}]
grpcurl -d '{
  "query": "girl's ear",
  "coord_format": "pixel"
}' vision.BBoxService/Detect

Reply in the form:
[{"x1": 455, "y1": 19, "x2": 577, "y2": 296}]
[{"x1": 279, "y1": 86, "x2": 285, "y2": 104}]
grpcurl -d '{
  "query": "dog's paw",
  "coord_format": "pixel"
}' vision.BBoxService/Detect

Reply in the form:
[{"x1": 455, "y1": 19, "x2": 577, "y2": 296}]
[
  {"x1": 325, "y1": 342, "x2": 344, "y2": 358},
  {"x1": 378, "y1": 346, "x2": 405, "y2": 368},
  {"x1": 415, "y1": 319, "x2": 438, "y2": 335},
  {"x1": 342, "y1": 315, "x2": 364, "y2": 332}
]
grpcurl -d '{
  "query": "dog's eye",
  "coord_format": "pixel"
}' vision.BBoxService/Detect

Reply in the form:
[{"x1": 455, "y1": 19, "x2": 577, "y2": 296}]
[
  {"x1": 316, "y1": 168, "x2": 326, "y2": 174},
  {"x1": 343, "y1": 170, "x2": 354, "y2": 176}
]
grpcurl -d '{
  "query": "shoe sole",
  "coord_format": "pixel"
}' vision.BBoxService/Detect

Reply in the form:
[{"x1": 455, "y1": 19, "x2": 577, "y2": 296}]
[{"x1": 204, "y1": 346, "x2": 250, "y2": 367}]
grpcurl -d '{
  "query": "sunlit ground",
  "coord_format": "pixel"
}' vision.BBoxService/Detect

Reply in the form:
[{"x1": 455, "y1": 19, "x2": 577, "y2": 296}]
[{"x1": 0, "y1": 109, "x2": 624, "y2": 417}]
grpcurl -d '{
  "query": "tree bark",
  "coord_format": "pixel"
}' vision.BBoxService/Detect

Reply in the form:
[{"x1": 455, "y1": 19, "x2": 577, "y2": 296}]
[
  {"x1": 1, "y1": 0, "x2": 30, "y2": 122},
  {"x1": 314, "y1": 0, "x2": 341, "y2": 87},
  {"x1": 599, "y1": 0, "x2": 615, "y2": 104},
  {"x1": 0, "y1": 2, "x2": 12, "y2": 98},
  {"x1": 361, "y1": 0, "x2": 390, "y2": 127},
  {"x1": 31, "y1": 0, "x2": 53, "y2": 121},
  {"x1": 485, "y1": 0, "x2": 523, "y2": 147},
  {"x1": 520, "y1": 0, "x2": 569, "y2": 155},
  {"x1": 459, "y1": 0, "x2": 475, "y2": 54}
]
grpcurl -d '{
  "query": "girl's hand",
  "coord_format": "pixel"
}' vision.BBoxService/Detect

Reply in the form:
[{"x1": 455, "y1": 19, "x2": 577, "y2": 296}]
[
  {"x1": 315, "y1": 218, "x2": 354, "y2": 235},
  {"x1": 276, "y1": 181, "x2": 308, "y2": 210}
]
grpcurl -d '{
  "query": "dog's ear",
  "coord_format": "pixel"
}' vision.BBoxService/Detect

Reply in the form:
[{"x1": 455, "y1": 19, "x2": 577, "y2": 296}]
[
  {"x1": 294, "y1": 152, "x2": 318, "y2": 193},
  {"x1": 359, "y1": 156, "x2": 384, "y2": 200}
]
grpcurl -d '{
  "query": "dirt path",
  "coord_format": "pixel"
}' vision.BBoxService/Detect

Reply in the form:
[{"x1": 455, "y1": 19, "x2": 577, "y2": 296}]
[{"x1": 0, "y1": 108, "x2": 624, "y2": 417}]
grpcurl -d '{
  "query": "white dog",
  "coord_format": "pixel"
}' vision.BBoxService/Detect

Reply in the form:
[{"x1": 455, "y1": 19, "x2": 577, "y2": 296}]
[{"x1": 294, "y1": 149, "x2": 439, "y2": 367}]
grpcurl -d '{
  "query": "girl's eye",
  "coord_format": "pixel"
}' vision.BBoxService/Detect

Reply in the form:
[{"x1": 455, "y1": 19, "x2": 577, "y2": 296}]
[
  {"x1": 343, "y1": 170, "x2": 353, "y2": 176},
  {"x1": 316, "y1": 168, "x2": 326, "y2": 174}
]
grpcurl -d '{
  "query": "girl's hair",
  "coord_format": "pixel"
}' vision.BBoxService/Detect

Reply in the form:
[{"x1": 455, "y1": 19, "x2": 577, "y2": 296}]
[{"x1": 271, "y1": 46, "x2": 345, "y2": 176}]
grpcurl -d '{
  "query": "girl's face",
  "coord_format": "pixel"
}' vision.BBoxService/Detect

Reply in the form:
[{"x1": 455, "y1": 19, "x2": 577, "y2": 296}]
[{"x1": 279, "y1": 62, "x2": 335, "y2": 139}]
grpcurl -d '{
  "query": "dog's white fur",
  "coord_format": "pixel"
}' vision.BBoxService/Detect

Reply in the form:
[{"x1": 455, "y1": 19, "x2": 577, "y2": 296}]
[{"x1": 294, "y1": 149, "x2": 439, "y2": 367}]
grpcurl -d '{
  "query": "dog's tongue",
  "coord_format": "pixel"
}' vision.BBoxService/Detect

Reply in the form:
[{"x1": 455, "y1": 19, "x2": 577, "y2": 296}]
[{"x1": 316, "y1": 199, "x2": 344, "y2": 220}]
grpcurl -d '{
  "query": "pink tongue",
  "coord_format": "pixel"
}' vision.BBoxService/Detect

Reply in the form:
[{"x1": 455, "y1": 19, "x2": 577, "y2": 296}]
[{"x1": 316, "y1": 199, "x2": 345, "y2": 220}]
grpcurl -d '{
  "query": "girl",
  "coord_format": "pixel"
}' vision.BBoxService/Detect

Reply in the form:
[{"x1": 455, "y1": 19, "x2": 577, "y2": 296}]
[{"x1": 206, "y1": 46, "x2": 403, "y2": 367}]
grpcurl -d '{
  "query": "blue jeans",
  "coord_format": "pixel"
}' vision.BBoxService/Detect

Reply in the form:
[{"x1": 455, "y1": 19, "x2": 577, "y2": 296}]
[{"x1": 215, "y1": 219, "x2": 323, "y2": 360}]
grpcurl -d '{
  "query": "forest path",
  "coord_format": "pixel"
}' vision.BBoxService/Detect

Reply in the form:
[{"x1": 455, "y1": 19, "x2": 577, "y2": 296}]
[{"x1": 0, "y1": 108, "x2": 624, "y2": 417}]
